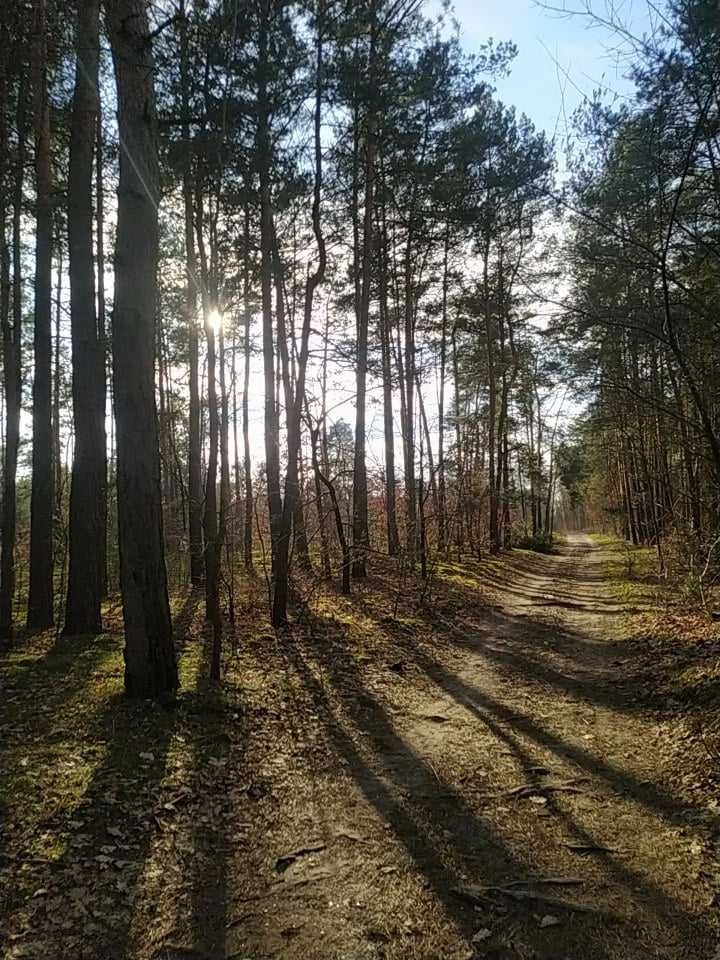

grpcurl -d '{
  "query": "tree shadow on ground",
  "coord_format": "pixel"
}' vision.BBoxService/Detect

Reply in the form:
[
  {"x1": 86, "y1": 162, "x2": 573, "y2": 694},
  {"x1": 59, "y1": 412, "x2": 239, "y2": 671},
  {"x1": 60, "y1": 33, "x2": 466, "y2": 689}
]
[
  {"x1": 6, "y1": 685, "x2": 179, "y2": 959},
  {"x1": 387, "y1": 616, "x2": 712, "y2": 933},
  {"x1": 358, "y1": 548, "x2": 702, "y2": 729},
  {"x1": 341, "y1": 558, "x2": 717, "y2": 956},
  {"x1": 282, "y1": 605, "x2": 629, "y2": 960},
  {"x1": 354, "y1": 572, "x2": 705, "y2": 829},
  {"x1": 0, "y1": 586, "x2": 241, "y2": 960},
  {"x1": 185, "y1": 625, "x2": 242, "y2": 960},
  {"x1": 131, "y1": 591, "x2": 242, "y2": 960},
  {"x1": 0, "y1": 633, "x2": 121, "y2": 884}
]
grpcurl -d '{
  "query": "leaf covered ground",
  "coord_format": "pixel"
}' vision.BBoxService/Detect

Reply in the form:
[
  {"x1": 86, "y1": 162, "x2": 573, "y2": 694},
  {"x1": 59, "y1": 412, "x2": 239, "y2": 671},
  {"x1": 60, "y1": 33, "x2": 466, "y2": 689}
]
[{"x1": 1, "y1": 534, "x2": 719, "y2": 960}]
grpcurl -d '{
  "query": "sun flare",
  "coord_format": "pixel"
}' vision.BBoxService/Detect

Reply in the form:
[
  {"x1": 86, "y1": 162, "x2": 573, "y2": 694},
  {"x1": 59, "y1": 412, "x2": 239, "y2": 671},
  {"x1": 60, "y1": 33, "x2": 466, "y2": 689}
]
[{"x1": 207, "y1": 308, "x2": 223, "y2": 335}]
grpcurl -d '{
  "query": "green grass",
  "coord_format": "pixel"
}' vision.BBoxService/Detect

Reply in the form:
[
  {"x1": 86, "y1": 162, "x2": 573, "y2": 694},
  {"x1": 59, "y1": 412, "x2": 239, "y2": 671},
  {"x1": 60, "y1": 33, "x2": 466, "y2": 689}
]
[{"x1": 589, "y1": 533, "x2": 660, "y2": 602}]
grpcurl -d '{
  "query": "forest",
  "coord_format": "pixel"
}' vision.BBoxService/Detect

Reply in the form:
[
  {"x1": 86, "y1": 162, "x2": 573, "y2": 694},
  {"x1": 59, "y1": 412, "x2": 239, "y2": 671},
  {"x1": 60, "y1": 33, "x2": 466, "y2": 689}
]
[{"x1": 1, "y1": 0, "x2": 719, "y2": 958}]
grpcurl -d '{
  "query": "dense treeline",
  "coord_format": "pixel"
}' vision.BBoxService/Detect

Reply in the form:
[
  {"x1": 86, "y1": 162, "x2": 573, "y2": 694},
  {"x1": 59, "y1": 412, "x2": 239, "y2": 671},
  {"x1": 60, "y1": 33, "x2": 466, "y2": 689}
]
[
  {"x1": 0, "y1": 0, "x2": 716, "y2": 695},
  {"x1": 557, "y1": 0, "x2": 720, "y2": 584}
]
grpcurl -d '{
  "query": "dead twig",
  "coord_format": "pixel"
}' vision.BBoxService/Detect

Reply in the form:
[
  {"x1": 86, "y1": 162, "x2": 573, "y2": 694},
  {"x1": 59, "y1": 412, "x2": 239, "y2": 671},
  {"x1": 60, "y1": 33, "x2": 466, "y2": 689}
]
[
  {"x1": 506, "y1": 780, "x2": 589, "y2": 799},
  {"x1": 455, "y1": 876, "x2": 592, "y2": 914}
]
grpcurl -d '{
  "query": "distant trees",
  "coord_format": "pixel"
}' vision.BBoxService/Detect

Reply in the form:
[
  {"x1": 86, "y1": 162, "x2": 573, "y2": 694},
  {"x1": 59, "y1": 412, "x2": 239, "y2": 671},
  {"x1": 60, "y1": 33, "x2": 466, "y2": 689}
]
[{"x1": 560, "y1": 0, "x2": 720, "y2": 566}]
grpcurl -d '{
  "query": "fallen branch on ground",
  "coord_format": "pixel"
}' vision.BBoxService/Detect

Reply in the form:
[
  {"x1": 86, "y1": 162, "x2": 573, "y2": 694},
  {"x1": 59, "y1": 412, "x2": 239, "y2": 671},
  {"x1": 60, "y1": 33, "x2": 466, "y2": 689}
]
[{"x1": 455, "y1": 876, "x2": 592, "y2": 914}]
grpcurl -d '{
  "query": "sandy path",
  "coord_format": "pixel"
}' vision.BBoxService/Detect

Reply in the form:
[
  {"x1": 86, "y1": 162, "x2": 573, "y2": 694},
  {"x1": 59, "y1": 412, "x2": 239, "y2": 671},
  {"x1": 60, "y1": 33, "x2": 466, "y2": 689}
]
[{"x1": 217, "y1": 533, "x2": 717, "y2": 960}]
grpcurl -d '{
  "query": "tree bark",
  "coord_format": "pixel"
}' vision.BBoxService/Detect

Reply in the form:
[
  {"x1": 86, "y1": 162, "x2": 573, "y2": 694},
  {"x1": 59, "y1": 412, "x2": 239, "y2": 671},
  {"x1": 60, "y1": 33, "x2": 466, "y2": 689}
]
[
  {"x1": 352, "y1": 0, "x2": 377, "y2": 578},
  {"x1": 242, "y1": 204, "x2": 253, "y2": 568},
  {"x1": 95, "y1": 98, "x2": 108, "y2": 597},
  {"x1": 64, "y1": 0, "x2": 107, "y2": 636},
  {"x1": 378, "y1": 210, "x2": 400, "y2": 556},
  {"x1": 107, "y1": 0, "x2": 177, "y2": 698},
  {"x1": 257, "y1": 0, "x2": 283, "y2": 622},
  {"x1": 0, "y1": 60, "x2": 25, "y2": 643},
  {"x1": 179, "y1": 0, "x2": 203, "y2": 586},
  {"x1": 27, "y1": 0, "x2": 54, "y2": 630},
  {"x1": 437, "y1": 225, "x2": 449, "y2": 554}
]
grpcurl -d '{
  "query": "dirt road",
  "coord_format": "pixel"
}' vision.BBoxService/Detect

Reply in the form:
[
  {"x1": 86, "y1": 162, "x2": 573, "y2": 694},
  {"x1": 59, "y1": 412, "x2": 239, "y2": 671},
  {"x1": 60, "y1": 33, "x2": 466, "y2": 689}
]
[{"x1": 218, "y1": 533, "x2": 717, "y2": 960}]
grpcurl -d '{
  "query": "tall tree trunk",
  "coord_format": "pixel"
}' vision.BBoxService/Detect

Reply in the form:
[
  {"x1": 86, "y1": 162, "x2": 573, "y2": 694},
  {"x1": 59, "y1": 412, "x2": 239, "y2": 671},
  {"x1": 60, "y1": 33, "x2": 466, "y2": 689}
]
[
  {"x1": 64, "y1": 0, "x2": 107, "y2": 636},
  {"x1": 107, "y1": 0, "x2": 177, "y2": 698},
  {"x1": 195, "y1": 183, "x2": 222, "y2": 659},
  {"x1": 216, "y1": 324, "x2": 231, "y2": 675},
  {"x1": 53, "y1": 237, "x2": 62, "y2": 518},
  {"x1": 483, "y1": 236, "x2": 499, "y2": 554},
  {"x1": 27, "y1": 0, "x2": 54, "y2": 630},
  {"x1": 451, "y1": 321, "x2": 464, "y2": 556},
  {"x1": 267, "y1": 4, "x2": 327, "y2": 624},
  {"x1": 242, "y1": 204, "x2": 253, "y2": 569},
  {"x1": 203, "y1": 310, "x2": 222, "y2": 680},
  {"x1": 232, "y1": 326, "x2": 242, "y2": 555},
  {"x1": 352, "y1": 1, "x2": 376, "y2": 578},
  {"x1": 257, "y1": 0, "x2": 283, "y2": 622},
  {"x1": 437, "y1": 225, "x2": 449, "y2": 554},
  {"x1": 180, "y1": 0, "x2": 203, "y2": 586},
  {"x1": 95, "y1": 97, "x2": 108, "y2": 597},
  {"x1": 402, "y1": 230, "x2": 417, "y2": 563},
  {"x1": 202, "y1": 309, "x2": 220, "y2": 660},
  {"x1": 312, "y1": 310, "x2": 332, "y2": 579},
  {"x1": 378, "y1": 209, "x2": 400, "y2": 556},
  {"x1": 0, "y1": 66, "x2": 26, "y2": 643}
]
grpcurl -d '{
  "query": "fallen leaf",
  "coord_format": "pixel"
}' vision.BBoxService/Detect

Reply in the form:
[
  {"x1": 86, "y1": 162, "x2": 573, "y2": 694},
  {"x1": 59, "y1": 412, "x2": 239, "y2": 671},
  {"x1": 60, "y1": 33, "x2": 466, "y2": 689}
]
[
  {"x1": 275, "y1": 841, "x2": 326, "y2": 873},
  {"x1": 540, "y1": 914, "x2": 561, "y2": 927},
  {"x1": 564, "y1": 842, "x2": 614, "y2": 854}
]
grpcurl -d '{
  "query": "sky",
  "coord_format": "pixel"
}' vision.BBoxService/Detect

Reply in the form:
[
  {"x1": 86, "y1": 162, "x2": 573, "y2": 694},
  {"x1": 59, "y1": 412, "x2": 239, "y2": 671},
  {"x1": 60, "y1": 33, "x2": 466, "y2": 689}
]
[{"x1": 433, "y1": 0, "x2": 654, "y2": 157}]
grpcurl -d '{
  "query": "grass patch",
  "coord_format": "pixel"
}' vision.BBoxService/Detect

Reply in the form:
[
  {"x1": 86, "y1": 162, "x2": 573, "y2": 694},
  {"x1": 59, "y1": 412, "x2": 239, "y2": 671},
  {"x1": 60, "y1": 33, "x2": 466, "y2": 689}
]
[{"x1": 590, "y1": 535, "x2": 659, "y2": 602}]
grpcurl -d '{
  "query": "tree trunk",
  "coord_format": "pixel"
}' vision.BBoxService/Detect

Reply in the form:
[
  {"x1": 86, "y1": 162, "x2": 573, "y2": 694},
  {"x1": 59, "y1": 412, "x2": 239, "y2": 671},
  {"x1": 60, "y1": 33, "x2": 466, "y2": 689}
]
[
  {"x1": 53, "y1": 238, "x2": 62, "y2": 518},
  {"x1": 0, "y1": 66, "x2": 26, "y2": 643},
  {"x1": 27, "y1": 0, "x2": 54, "y2": 630},
  {"x1": 402, "y1": 231, "x2": 417, "y2": 563},
  {"x1": 483, "y1": 236, "x2": 499, "y2": 554},
  {"x1": 64, "y1": 0, "x2": 107, "y2": 637},
  {"x1": 257, "y1": 1, "x2": 283, "y2": 622},
  {"x1": 352, "y1": 1, "x2": 376, "y2": 578},
  {"x1": 95, "y1": 97, "x2": 108, "y2": 597},
  {"x1": 107, "y1": 0, "x2": 177, "y2": 698},
  {"x1": 180, "y1": 0, "x2": 203, "y2": 586},
  {"x1": 242, "y1": 204, "x2": 253, "y2": 569},
  {"x1": 378, "y1": 215, "x2": 400, "y2": 556},
  {"x1": 437, "y1": 225, "x2": 449, "y2": 554},
  {"x1": 451, "y1": 321, "x2": 464, "y2": 557}
]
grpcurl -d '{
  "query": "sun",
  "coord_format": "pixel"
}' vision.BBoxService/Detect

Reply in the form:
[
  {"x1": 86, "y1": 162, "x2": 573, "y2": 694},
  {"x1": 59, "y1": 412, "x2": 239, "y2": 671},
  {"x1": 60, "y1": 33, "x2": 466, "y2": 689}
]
[{"x1": 207, "y1": 308, "x2": 223, "y2": 335}]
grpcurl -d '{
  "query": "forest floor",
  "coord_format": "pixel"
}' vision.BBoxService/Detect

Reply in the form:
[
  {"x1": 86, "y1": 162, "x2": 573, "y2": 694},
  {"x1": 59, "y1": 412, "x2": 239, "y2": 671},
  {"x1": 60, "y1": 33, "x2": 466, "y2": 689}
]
[{"x1": 2, "y1": 533, "x2": 720, "y2": 960}]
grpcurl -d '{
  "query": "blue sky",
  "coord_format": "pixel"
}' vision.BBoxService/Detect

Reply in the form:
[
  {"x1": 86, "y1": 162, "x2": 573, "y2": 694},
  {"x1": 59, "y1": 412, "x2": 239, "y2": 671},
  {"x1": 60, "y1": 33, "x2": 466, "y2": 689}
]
[{"x1": 433, "y1": 0, "x2": 653, "y2": 148}]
